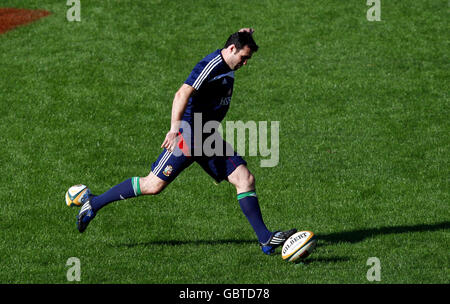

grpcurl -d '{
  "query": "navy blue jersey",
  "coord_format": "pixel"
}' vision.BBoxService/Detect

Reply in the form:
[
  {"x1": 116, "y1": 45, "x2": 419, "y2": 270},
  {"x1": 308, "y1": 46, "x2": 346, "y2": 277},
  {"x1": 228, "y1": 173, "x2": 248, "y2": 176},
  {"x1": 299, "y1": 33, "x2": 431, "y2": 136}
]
[
  {"x1": 183, "y1": 49, "x2": 234, "y2": 125},
  {"x1": 150, "y1": 49, "x2": 247, "y2": 184}
]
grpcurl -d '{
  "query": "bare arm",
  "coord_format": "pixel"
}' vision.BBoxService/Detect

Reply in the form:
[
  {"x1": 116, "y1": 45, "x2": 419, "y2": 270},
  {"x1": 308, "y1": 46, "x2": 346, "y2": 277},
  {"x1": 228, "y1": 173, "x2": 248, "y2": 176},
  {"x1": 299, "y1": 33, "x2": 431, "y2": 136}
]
[{"x1": 161, "y1": 83, "x2": 195, "y2": 152}]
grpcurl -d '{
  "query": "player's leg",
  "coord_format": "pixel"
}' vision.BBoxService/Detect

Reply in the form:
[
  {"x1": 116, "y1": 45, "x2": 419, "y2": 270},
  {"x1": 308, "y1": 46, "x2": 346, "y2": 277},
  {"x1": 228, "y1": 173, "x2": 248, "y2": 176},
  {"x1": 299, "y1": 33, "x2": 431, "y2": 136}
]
[
  {"x1": 226, "y1": 164, "x2": 297, "y2": 255},
  {"x1": 139, "y1": 171, "x2": 170, "y2": 195},
  {"x1": 76, "y1": 172, "x2": 169, "y2": 232},
  {"x1": 197, "y1": 141, "x2": 296, "y2": 254},
  {"x1": 77, "y1": 147, "x2": 193, "y2": 233},
  {"x1": 226, "y1": 164, "x2": 272, "y2": 244},
  {"x1": 89, "y1": 171, "x2": 169, "y2": 211}
]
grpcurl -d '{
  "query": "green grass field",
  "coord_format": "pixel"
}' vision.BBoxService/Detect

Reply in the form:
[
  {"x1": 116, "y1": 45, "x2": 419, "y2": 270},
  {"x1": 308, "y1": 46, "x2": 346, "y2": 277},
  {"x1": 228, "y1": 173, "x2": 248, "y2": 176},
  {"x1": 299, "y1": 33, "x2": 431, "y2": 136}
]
[{"x1": 0, "y1": 0, "x2": 448, "y2": 284}]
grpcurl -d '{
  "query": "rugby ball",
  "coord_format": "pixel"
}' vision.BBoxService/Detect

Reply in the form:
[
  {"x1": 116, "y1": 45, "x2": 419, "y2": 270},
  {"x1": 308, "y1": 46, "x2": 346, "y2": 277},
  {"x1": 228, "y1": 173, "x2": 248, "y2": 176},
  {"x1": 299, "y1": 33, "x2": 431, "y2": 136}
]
[{"x1": 282, "y1": 231, "x2": 317, "y2": 262}]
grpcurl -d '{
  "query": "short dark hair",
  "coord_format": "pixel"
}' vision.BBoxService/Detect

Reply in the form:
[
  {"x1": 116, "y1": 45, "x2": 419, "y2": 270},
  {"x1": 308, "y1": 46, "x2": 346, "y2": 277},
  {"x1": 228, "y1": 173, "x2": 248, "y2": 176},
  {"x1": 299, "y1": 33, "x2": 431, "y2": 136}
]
[{"x1": 224, "y1": 31, "x2": 259, "y2": 52}]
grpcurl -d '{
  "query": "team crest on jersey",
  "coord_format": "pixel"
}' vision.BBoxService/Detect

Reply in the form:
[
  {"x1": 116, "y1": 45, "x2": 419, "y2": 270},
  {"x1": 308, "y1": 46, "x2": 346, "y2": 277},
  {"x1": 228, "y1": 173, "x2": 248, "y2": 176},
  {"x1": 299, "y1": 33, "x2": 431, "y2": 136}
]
[{"x1": 163, "y1": 165, "x2": 173, "y2": 177}]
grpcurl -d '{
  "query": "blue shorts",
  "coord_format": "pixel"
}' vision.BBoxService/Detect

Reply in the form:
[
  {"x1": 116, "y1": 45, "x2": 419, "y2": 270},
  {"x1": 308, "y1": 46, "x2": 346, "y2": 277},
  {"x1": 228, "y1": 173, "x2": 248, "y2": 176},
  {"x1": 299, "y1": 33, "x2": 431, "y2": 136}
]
[{"x1": 151, "y1": 133, "x2": 246, "y2": 183}]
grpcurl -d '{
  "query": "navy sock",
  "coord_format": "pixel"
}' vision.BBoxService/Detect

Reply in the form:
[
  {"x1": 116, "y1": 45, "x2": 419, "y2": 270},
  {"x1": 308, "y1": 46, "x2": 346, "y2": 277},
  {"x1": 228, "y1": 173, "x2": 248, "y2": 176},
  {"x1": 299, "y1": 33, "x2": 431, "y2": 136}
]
[
  {"x1": 90, "y1": 177, "x2": 141, "y2": 212},
  {"x1": 238, "y1": 190, "x2": 272, "y2": 244}
]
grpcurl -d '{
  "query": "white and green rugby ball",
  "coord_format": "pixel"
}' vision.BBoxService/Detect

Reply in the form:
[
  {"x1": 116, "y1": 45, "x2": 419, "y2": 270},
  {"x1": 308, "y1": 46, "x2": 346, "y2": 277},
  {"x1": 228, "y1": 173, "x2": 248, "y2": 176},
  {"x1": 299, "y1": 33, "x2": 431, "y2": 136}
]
[{"x1": 282, "y1": 231, "x2": 317, "y2": 262}]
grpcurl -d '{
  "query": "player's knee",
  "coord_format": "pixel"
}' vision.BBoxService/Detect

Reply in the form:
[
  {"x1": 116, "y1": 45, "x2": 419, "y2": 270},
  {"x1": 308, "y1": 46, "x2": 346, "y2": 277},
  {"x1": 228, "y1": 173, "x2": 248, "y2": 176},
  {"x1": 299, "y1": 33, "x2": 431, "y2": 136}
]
[
  {"x1": 236, "y1": 170, "x2": 255, "y2": 190},
  {"x1": 142, "y1": 184, "x2": 163, "y2": 195},
  {"x1": 139, "y1": 175, "x2": 166, "y2": 195},
  {"x1": 246, "y1": 172, "x2": 255, "y2": 189},
  {"x1": 229, "y1": 165, "x2": 255, "y2": 191}
]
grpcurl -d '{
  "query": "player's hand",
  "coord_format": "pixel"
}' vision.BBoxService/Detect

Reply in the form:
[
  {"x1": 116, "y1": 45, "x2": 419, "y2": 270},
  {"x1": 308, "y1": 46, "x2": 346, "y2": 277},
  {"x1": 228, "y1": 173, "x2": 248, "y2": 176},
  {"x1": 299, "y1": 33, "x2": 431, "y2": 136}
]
[
  {"x1": 161, "y1": 130, "x2": 179, "y2": 152},
  {"x1": 238, "y1": 28, "x2": 254, "y2": 34}
]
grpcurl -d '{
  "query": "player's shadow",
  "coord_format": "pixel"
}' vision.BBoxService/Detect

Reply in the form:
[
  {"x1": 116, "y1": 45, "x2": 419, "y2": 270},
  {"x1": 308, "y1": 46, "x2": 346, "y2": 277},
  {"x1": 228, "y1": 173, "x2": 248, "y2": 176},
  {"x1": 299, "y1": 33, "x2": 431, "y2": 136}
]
[
  {"x1": 115, "y1": 239, "x2": 256, "y2": 249},
  {"x1": 115, "y1": 239, "x2": 351, "y2": 265},
  {"x1": 113, "y1": 221, "x2": 448, "y2": 266},
  {"x1": 299, "y1": 256, "x2": 351, "y2": 265},
  {"x1": 318, "y1": 221, "x2": 450, "y2": 245}
]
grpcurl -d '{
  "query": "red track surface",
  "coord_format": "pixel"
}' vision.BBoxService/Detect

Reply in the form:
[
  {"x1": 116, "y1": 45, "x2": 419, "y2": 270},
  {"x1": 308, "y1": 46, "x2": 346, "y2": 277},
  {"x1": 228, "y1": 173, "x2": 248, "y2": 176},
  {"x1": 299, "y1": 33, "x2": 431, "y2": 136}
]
[{"x1": 0, "y1": 8, "x2": 50, "y2": 34}]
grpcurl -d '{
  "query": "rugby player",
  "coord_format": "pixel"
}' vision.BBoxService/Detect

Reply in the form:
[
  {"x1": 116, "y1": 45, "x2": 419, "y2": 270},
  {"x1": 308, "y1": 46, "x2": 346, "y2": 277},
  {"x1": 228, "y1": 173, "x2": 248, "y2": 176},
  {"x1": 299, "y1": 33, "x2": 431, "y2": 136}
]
[{"x1": 76, "y1": 28, "x2": 296, "y2": 255}]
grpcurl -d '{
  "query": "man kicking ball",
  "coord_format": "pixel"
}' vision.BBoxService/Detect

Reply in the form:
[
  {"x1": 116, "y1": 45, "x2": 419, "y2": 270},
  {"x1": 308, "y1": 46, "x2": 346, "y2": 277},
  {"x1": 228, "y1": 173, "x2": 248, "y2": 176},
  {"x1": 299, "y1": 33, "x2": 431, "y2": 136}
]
[{"x1": 75, "y1": 28, "x2": 296, "y2": 255}]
